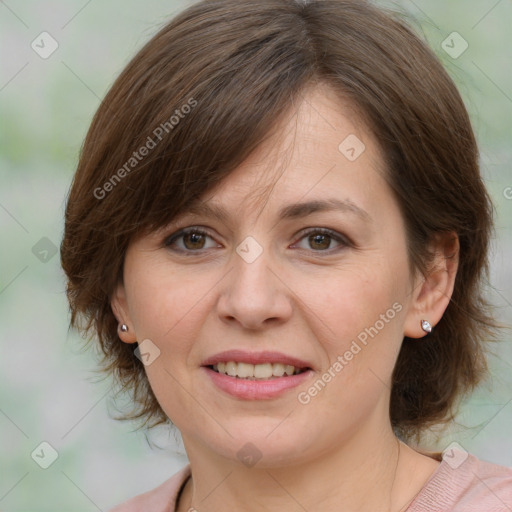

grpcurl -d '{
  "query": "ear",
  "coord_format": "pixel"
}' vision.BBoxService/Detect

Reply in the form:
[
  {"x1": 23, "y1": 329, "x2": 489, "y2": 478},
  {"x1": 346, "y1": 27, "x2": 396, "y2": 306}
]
[
  {"x1": 403, "y1": 231, "x2": 459, "y2": 339},
  {"x1": 111, "y1": 282, "x2": 137, "y2": 344}
]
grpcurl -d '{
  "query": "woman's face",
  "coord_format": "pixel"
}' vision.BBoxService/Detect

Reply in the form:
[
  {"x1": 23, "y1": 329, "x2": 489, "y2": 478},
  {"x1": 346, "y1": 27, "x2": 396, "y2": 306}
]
[{"x1": 114, "y1": 83, "x2": 426, "y2": 466}]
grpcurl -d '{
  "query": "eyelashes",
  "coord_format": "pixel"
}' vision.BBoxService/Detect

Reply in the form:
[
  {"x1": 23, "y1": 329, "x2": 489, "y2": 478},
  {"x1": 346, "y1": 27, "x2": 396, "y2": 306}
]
[
  {"x1": 293, "y1": 228, "x2": 351, "y2": 252},
  {"x1": 163, "y1": 226, "x2": 353, "y2": 256},
  {"x1": 164, "y1": 227, "x2": 218, "y2": 253}
]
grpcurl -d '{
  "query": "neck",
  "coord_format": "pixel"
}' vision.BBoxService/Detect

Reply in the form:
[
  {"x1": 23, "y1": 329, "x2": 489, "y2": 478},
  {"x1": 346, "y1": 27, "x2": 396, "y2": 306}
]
[{"x1": 177, "y1": 425, "x2": 432, "y2": 512}]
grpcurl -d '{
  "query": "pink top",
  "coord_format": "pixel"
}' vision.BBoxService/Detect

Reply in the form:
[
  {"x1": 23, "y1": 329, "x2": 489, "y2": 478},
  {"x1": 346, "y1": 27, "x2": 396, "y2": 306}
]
[{"x1": 109, "y1": 447, "x2": 512, "y2": 511}]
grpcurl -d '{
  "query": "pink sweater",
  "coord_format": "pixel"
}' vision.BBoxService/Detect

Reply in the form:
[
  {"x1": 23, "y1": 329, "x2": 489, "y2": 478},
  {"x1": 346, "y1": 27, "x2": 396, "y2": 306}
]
[{"x1": 110, "y1": 448, "x2": 512, "y2": 511}]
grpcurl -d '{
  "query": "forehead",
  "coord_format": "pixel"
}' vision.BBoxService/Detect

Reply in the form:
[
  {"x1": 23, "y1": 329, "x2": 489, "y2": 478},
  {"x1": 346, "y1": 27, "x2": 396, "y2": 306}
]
[{"x1": 188, "y1": 83, "x2": 387, "y2": 220}]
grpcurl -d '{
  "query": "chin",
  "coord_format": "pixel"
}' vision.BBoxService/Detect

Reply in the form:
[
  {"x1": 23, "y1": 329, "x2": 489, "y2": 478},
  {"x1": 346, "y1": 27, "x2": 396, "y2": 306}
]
[{"x1": 188, "y1": 416, "x2": 319, "y2": 468}]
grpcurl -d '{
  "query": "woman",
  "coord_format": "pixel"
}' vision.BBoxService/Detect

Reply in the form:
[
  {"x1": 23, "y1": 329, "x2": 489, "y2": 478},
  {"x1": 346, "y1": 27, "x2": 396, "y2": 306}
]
[{"x1": 60, "y1": 0, "x2": 512, "y2": 510}]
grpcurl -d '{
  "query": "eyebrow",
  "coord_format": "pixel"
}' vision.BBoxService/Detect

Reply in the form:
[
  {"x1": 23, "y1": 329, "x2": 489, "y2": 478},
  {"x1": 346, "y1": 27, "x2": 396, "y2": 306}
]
[
  {"x1": 278, "y1": 198, "x2": 371, "y2": 223},
  {"x1": 181, "y1": 198, "x2": 371, "y2": 224}
]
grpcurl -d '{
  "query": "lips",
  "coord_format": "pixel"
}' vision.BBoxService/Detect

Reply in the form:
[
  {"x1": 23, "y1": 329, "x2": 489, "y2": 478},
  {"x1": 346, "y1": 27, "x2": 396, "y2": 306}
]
[
  {"x1": 201, "y1": 350, "x2": 314, "y2": 399},
  {"x1": 201, "y1": 350, "x2": 312, "y2": 370}
]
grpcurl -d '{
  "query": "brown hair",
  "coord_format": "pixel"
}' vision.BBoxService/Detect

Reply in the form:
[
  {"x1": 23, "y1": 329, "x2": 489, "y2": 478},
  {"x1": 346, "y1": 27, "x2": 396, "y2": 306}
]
[{"x1": 61, "y1": 0, "x2": 498, "y2": 442}]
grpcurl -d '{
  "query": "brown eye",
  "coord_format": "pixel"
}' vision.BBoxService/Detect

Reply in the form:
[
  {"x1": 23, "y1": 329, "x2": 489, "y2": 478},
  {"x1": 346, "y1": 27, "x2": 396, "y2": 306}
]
[
  {"x1": 308, "y1": 233, "x2": 332, "y2": 250},
  {"x1": 164, "y1": 227, "x2": 219, "y2": 253},
  {"x1": 183, "y1": 231, "x2": 207, "y2": 250},
  {"x1": 292, "y1": 228, "x2": 350, "y2": 253}
]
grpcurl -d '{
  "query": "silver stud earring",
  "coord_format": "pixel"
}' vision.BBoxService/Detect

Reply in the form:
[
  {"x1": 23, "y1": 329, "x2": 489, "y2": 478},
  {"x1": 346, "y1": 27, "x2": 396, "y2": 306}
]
[
  {"x1": 120, "y1": 324, "x2": 129, "y2": 333},
  {"x1": 421, "y1": 320, "x2": 432, "y2": 333}
]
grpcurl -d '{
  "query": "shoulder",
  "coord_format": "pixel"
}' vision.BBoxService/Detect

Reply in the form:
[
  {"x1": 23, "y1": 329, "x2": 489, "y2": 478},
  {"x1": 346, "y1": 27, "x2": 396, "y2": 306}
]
[
  {"x1": 409, "y1": 447, "x2": 512, "y2": 511},
  {"x1": 464, "y1": 454, "x2": 512, "y2": 505},
  {"x1": 108, "y1": 465, "x2": 191, "y2": 512}
]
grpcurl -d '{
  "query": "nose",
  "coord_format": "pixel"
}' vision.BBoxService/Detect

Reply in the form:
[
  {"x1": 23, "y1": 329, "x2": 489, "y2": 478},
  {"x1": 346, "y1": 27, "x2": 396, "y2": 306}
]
[{"x1": 216, "y1": 244, "x2": 293, "y2": 330}]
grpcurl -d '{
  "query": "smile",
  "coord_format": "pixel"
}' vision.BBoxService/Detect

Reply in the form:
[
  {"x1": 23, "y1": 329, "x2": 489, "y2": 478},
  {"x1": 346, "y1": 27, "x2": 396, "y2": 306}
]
[{"x1": 210, "y1": 362, "x2": 308, "y2": 380}]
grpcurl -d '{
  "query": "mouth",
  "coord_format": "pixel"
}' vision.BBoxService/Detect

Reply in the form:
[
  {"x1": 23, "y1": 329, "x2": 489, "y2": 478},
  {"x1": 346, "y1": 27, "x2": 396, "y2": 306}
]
[
  {"x1": 208, "y1": 361, "x2": 310, "y2": 380},
  {"x1": 201, "y1": 350, "x2": 314, "y2": 400}
]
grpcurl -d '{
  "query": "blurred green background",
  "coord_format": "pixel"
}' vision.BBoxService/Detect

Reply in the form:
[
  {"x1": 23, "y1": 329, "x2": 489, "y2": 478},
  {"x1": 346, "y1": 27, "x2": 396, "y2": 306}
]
[{"x1": 1, "y1": 0, "x2": 511, "y2": 510}]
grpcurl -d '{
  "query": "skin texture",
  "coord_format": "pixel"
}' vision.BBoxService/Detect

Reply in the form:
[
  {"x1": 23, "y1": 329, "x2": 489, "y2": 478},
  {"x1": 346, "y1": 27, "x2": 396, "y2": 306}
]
[{"x1": 112, "y1": 83, "x2": 459, "y2": 511}]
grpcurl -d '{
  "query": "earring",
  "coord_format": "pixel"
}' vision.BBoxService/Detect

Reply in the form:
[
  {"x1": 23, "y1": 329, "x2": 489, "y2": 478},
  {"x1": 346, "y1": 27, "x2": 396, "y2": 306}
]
[
  {"x1": 421, "y1": 320, "x2": 432, "y2": 333},
  {"x1": 120, "y1": 324, "x2": 129, "y2": 333}
]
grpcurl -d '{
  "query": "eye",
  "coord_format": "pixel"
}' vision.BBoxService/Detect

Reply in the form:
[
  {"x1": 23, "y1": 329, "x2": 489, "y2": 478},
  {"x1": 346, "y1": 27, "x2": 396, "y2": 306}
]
[
  {"x1": 291, "y1": 228, "x2": 350, "y2": 253},
  {"x1": 163, "y1": 227, "x2": 220, "y2": 253},
  {"x1": 163, "y1": 226, "x2": 351, "y2": 255}
]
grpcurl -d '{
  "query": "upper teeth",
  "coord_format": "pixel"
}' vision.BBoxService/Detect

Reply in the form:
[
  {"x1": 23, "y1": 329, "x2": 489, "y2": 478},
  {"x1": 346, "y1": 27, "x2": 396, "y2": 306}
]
[{"x1": 213, "y1": 361, "x2": 301, "y2": 379}]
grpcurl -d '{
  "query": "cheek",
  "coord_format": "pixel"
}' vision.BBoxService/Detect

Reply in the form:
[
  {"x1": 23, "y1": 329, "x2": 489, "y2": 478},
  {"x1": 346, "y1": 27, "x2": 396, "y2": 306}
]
[
  {"x1": 306, "y1": 259, "x2": 403, "y2": 337},
  {"x1": 299, "y1": 255, "x2": 408, "y2": 390},
  {"x1": 123, "y1": 256, "x2": 222, "y2": 393},
  {"x1": 293, "y1": 266, "x2": 407, "y2": 431},
  {"x1": 124, "y1": 255, "x2": 207, "y2": 342},
  {"x1": 122, "y1": 258, "x2": 215, "y2": 420}
]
